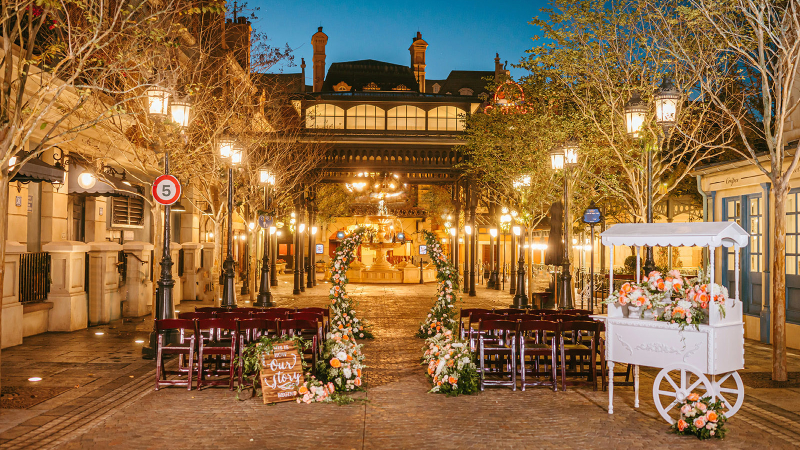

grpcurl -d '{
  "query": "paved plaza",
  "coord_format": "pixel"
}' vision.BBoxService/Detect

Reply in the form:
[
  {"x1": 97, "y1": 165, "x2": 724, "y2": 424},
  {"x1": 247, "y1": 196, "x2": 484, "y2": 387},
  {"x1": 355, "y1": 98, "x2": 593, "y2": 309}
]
[{"x1": 1, "y1": 277, "x2": 800, "y2": 449}]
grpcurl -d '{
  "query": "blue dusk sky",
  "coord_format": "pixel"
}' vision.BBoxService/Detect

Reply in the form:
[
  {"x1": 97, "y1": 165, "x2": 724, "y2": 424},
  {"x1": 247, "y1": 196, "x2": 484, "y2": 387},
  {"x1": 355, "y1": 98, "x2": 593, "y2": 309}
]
[{"x1": 246, "y1": 0, "x2": 549, "y2": 82}]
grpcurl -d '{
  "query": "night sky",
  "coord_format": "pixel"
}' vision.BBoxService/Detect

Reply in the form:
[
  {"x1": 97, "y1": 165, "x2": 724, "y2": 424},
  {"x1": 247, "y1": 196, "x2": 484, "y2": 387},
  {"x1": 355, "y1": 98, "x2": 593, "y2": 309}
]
[{"x1": 246, "y1": 0, "x2": 549, "y2": 81}]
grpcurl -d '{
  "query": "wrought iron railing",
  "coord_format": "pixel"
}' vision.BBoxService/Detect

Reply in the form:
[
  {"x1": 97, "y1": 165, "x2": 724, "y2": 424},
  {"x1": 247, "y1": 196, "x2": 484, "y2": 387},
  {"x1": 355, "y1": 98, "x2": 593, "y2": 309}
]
[{"x1": 20, "y1": 252, "x2": 51, "y2": 304}]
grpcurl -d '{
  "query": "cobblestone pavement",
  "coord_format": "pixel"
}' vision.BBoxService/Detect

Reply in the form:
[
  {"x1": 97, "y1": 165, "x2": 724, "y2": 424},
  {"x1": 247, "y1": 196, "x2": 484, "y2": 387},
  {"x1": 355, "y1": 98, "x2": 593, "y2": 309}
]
[{"x1": 1, "y1": 275, "x2": 800, "y2": 449}]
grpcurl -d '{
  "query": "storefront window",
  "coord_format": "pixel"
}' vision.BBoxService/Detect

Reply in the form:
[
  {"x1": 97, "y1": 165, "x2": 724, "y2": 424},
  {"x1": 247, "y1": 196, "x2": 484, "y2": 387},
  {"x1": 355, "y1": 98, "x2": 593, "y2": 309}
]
[{"x1": 787, "y1": 192, "x2": 799, "y2": 275}]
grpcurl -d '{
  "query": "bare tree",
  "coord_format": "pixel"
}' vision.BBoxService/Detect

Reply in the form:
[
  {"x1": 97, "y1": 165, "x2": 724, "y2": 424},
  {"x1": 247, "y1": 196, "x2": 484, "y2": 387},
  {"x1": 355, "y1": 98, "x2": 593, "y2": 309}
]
[
  {"x1": 0, "y1": 0, "x2": 193, "y2": 389},
  {"x1": 649, "y1": 0, "x2": 800, "y2": 381}
]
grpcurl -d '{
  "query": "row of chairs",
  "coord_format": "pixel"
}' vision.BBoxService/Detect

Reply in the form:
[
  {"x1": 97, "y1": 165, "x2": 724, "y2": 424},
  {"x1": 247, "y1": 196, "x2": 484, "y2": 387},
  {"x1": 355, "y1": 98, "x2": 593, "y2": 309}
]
[
  {"x1": 155, "y1": 308, "x2": 330, "y2": 391},
  {"x1": 477, "y1": 319, "x2": 601, "y2": 392},
  {"x1": 179, "y1": 307, "x2": 330, "y2": 348},
  {"x1": 459, "y1": 308, "x2": 592, "y2": 346}
]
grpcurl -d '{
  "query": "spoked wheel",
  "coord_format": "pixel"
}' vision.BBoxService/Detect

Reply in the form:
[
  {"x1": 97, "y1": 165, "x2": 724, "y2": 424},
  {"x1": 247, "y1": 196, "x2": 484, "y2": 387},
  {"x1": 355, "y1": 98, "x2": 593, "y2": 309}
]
[
  {"x1": 711, "y1": 371, "x2": 744, "y2": 418},
  {"x1": 652, "y1": 363, "x2": 713, "y2": 424}
]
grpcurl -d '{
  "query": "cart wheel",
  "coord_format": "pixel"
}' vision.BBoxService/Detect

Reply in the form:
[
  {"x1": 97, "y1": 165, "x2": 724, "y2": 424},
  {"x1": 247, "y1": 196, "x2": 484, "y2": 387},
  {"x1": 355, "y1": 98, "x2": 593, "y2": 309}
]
[
  {"x1": 711, "y1": 371, "x2": 744, "y2": 418},
  {"x1": 652, "y1": 363, "x2": 713, "y2": 424}
]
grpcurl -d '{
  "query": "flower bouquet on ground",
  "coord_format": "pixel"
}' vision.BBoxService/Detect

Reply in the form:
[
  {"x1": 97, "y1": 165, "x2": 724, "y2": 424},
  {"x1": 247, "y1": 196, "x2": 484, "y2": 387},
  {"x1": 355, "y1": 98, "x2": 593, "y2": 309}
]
[
  {"x1": 671, "y1": 394, "x2": 727, "y2": 440},
  {"x1": 315, "y1": 334, "x2": 365, "y2": 392},
  {"x1": 421, "y1": 329, "x2": 478, "y2": 396}
]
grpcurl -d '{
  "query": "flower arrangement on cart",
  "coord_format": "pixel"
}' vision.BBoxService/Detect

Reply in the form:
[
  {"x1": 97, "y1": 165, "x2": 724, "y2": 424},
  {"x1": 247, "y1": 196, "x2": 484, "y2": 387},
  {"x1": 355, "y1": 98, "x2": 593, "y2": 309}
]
[{"x1": 604, "y1": 269, "x2": 730, "y2": 329}]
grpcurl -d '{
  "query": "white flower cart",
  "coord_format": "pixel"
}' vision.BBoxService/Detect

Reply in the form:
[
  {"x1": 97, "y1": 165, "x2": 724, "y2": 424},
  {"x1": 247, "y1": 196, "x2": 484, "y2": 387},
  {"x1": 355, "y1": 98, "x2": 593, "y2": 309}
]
[{"x1": 593, "y1": 222, "x2": 749, "y2": 424}]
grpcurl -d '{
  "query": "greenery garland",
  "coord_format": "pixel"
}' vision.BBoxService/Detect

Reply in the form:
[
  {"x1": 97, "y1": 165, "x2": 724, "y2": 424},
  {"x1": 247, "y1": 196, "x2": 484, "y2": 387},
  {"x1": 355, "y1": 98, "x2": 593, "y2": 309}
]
[{"x1": 417, "y1": 229, "x2": 479, "y2": 396}]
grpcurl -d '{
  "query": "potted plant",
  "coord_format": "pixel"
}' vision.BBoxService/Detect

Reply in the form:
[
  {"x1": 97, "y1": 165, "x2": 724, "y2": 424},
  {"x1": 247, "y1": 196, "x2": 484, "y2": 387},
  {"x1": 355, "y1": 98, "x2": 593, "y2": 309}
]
[{"x1": 275, "y1": 258, "x2": 286, "y2": 274}]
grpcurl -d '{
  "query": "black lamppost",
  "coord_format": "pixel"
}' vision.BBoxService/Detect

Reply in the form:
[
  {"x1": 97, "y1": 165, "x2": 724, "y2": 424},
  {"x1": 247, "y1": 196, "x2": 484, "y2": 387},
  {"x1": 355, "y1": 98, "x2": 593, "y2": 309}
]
[
  {"x1": 489, "y1": 227, "x2": 498, "y2": 288},
  {"x1": 551, "y1": 141, "x2": 579, "y2": 309},
  {"x1": 512, "y1": 223, "x2": 529, "y2": 308},
  {"x1": 624, "y1": 79, "x2": 680, "y2": 276},
  {"x1": 255, "y1": 168, "x2": 275, "y2": 307},
  {"x1": 500, "y1": 210, "x2": 511, "y2": 290},
  {"x1": 219, "y1": 137, "x2": 241, "y2": 308},
  {"x1": 463, "y1": 224, "x2": 471, "y2": 294},
  {"x1": 143, "y1": 85, "x2": 191, "y2": 358}
]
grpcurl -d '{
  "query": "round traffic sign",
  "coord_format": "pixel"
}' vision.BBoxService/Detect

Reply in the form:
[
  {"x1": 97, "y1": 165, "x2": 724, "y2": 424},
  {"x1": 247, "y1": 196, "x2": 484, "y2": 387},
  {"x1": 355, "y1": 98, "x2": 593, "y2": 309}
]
[
  {"x1": 152, "y1": 174, "x2": 181, "y2": 205},
  {"x1": 258, "y1": 215, "x2": 273, "y2": 229}
]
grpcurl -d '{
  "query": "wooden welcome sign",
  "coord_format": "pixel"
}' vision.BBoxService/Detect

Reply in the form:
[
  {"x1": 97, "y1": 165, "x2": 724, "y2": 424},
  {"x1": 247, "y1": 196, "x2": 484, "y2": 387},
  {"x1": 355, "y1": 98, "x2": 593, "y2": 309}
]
[{"x1": 260, "y1": 341, "x2": 305, "y2": 403}]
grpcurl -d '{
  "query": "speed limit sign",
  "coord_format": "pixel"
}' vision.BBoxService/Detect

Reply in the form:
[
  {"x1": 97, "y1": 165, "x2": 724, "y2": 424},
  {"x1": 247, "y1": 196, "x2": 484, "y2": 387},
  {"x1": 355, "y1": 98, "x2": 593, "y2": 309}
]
[{"x1": 152, "y1": 174, "x2": 182, "y2": 205}]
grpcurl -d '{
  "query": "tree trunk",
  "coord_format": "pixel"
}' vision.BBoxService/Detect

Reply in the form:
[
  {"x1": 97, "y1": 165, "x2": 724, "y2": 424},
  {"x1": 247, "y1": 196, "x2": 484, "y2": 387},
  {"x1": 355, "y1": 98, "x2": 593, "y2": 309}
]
[
  {"x1": 772, "y1": 183, "x2": 788, "y2": 381},
  {"x1": 0, "y1": 173, "x2": 9, "y2": 391}
]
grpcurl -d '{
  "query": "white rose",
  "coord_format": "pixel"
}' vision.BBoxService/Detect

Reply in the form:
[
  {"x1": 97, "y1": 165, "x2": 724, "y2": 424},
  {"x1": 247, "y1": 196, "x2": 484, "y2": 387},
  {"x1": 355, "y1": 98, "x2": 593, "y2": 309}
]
[
  {"x1": 337, "y1": 351, "x2": 347, "y2": 361},
  {"x1": 343, "y1": 368, "x2": 352, "y2": 378}
]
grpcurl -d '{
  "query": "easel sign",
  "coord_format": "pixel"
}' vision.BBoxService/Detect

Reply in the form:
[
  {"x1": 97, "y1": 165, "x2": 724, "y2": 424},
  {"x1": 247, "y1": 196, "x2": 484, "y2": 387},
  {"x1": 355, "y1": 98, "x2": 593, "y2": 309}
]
[{"x1": 260, "y1": 341, "x2": 305, "y2": 403}]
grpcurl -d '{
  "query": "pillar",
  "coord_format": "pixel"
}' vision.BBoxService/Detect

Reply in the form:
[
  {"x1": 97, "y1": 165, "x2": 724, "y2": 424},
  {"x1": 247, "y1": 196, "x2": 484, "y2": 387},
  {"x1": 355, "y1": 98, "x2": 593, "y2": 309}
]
[
  {"x1": 181, "y1": 242, "x2": 202, "y2": 301},
  {"x1": 1, "y1": 241, "x2": 25, "y2": 348},
  {"x1": 43, "y1": 241, "x2": 89, "y2": 331},
  {"x1": 122, "y1": 241, "x2": 154, "y2": 318},
  {"x1": 88, "y1": 241, "x2": 123, "y2": 325}
]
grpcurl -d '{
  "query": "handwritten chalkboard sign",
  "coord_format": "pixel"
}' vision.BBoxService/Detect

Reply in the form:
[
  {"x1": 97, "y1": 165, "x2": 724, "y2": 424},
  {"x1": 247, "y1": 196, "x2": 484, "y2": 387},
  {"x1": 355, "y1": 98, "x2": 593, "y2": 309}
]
[{"x1": 260, "y1": 341, "x2": 305, "y2": 403}]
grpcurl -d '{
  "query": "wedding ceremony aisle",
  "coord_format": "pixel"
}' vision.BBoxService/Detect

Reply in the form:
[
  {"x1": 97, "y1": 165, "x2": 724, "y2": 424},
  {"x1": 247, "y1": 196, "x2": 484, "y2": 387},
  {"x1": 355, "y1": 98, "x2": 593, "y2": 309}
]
[{"x1": 1, "y1": 276, "x2": 799, "y2": 449}]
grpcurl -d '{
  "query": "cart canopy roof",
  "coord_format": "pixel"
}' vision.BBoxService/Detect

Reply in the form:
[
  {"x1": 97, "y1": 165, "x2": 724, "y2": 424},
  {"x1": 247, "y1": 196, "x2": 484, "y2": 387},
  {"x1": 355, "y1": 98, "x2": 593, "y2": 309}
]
[{"x1": 601, "y1": 222, "x2": 749, "y2": 248}]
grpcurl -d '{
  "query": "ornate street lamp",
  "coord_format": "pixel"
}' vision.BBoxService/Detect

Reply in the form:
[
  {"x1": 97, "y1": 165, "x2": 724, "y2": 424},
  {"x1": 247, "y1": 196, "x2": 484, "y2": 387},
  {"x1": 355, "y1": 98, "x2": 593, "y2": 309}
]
[
  {"x1": 219, "y1": 137, "x2": 241, "y2": 308},
  {"x1": 624, "y1": 91, "x2": 648, "y2": 139},
  {"x1": 143, "y1": 83, "x2": 192, "y2": 358},
  {"x1": 551, "y1": 141, "x2": 579, "y2": 309},
  {"x1": 512, "y1": 224, "x2": 528, "y2": 308},
  {"x1": 654, "y1": 77, "x2": 680, "y2": 129},
  {"x1": 489, "y1": 227, "x2": 499, "y2": 289},
  {"x1": 146, "y1": 86, "x2": 170, "y2": 117},
  {"x1": 255, "y1": 167, "x2": 275, "y2": 307},
  {"x1": 170, "y1": 97, "x2": 192, "y2": 128},
  {"x1": 500, "y1": 213, "x2": 511, "y2": 291}
]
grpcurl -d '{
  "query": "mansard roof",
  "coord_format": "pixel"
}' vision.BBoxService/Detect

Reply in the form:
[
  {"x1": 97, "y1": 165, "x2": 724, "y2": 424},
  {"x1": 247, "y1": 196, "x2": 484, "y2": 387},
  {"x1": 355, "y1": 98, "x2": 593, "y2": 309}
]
[{"x1": 322, "y1": 59, "x2": 420, "y2": 92}]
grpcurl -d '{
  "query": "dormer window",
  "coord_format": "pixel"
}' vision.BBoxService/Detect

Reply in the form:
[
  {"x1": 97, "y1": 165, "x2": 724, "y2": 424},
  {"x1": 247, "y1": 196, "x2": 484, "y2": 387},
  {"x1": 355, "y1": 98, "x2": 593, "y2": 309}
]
[
  {"x1": 363, "y1": 82, "x2": 380, "y2": 91},
  {"x1": 393, "y1": 84, "x2": 410, "y2": 91},
  {"x1": 333, "y1": 81, "x2": 352, "y2": 92},
  {"x1": 459, "y1": 88, "x2": 474, "y2": 96},
  {"x1": 432, "y1": 83, "x2": 441, "y2": 94}
]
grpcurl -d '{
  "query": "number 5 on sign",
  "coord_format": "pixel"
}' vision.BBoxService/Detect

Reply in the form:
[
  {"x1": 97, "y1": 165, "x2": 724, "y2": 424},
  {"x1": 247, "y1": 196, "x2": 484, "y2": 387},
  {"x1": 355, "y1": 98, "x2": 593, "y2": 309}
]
[{"x1": 152, "y1": 174, "x2": 182, "y2": 206}]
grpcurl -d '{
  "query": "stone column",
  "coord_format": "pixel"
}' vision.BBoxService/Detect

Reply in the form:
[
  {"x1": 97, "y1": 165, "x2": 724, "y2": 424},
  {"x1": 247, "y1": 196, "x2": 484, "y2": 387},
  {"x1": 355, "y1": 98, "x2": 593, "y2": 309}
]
[
  {"x1": 88, "y1": 241, "x2": 123, "y2": 325},
  {"x1": 181, "y1": 242, "x2": 202, "y2": 302},
  {"x1": 122, "y1": 241, "x2": 154, "y2": 318},
  {"x1": 43, "y1": 241, "x2": 90, "y2": 331},
  {"x1": 1, "y1": 241, "x2": 25, "y2": 348},
  {"x1": 170, "y1": 242, "x2": 182, "y2": 306}
]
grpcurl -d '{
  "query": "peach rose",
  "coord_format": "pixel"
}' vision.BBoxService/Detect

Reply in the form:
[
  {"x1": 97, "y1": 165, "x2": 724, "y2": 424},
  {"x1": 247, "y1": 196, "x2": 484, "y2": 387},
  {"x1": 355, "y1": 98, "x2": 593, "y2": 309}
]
[
  {"x1": 687, "y1": 393, "x2": 700, "y2": 401},
  {"x1": 298, "y1": 386, "x2": 308, "y2": 395},
  {"x1": 693, "y1": 417, "x2": 706, "y2": 428},
  {"x1": 706, "y1": 411, "x2": 718, "y2": 422},
  {"x1": 354, "y1": 377, "x2": 362, "y2": 386},
  {"x1": 696, "y1": 402, "x2": 707, "y2": 412},
  {"x1": 677, "y1": 419, "x2": 688, "y2": 431},
  {"x1": 330, "y1": 358, "x2": 342, "y2": 368}
]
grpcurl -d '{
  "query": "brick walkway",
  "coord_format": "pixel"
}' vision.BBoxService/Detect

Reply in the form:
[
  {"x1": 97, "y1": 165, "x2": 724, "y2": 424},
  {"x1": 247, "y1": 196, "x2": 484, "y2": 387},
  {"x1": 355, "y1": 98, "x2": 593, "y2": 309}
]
[{"x1": 2, "y1": 275, "x2": 800, "y2": 449}]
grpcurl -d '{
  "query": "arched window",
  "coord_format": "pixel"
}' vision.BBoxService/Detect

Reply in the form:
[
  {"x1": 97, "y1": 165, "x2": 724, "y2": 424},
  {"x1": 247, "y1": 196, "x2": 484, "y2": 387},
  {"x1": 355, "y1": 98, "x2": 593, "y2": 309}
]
[
  {"x1": 387, "y1": 105, "x2": 425, "y2": 130},
  {"x1": 346, "y1": 105, "x2": 385, "y2": 130},
  {"x1": 458, "y1": 88, "x2": 474, "y2": 96},
  {"x1": 305, "y1": 104, "x2": 344, "y2": 129},
  {"x1": 427, "y1": 106, "x2": 466, "y2": 131}
]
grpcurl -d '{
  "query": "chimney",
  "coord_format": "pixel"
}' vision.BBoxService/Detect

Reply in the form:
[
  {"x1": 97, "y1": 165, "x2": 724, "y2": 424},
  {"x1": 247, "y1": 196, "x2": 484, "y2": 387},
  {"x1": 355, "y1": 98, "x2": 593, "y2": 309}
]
[
  {"x1": 409, "y1": 31, "x2": 428, "y2": 92},
  {"x1": 494, "y1": 53, "x2": 503, "y2": 79},
  {"x1": 311, "y1": 27, "x2": 328, "y2": 92},
  {"x1": 300, "y1": 58, "x2": 306, "y2": 93},
  {"x1": 225, "y1": 16, "x2": 252, "y2": 73}
]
